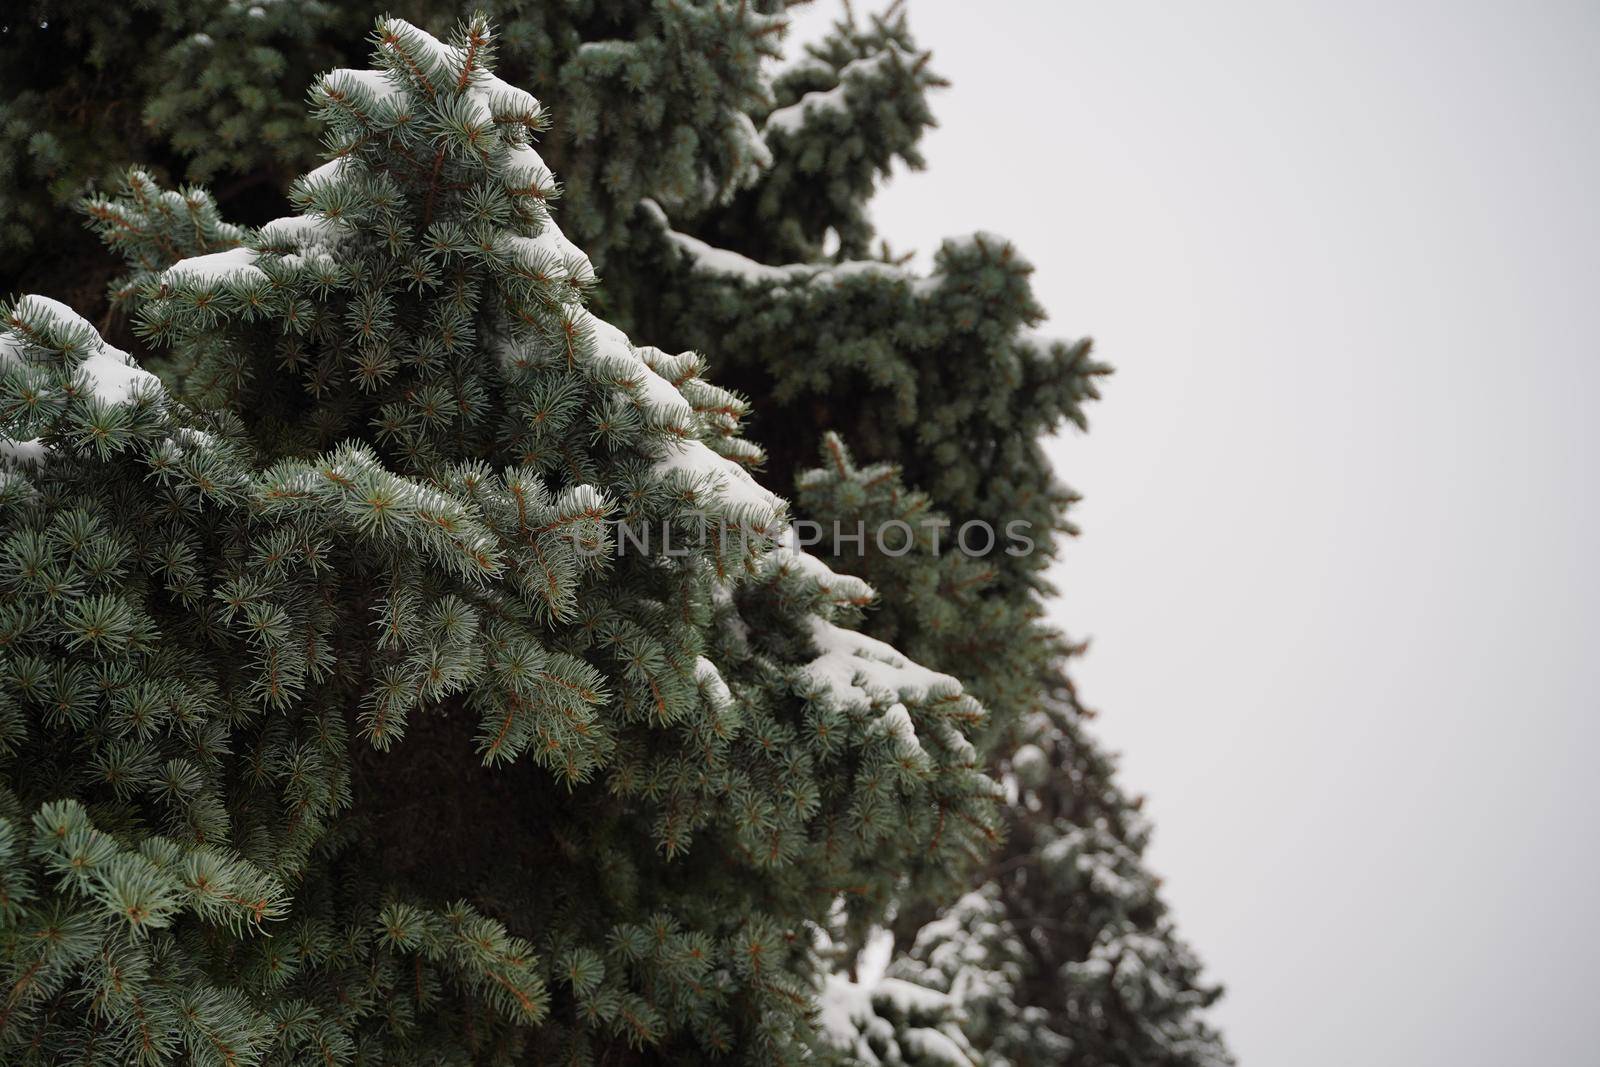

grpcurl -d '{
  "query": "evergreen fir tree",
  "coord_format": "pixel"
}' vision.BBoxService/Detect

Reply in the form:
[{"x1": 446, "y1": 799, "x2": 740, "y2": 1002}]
[
  {"x1": 4, "y1": 2, "x2": 1236, "y2": 1063},
  {"x1": 6, "y1": 16, "x2": 998, "y2": 1063}
]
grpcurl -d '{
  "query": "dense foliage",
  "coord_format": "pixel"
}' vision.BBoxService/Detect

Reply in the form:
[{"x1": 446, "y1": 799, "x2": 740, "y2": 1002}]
[{"x1": 1, "y1": 3, "x2": 1232, "y2": 1064}]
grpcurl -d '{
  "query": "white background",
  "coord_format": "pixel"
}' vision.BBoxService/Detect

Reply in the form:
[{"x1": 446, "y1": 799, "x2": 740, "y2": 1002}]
[{"x1": 785, "y1": 2, "x2": 1600, "y2": 1063}]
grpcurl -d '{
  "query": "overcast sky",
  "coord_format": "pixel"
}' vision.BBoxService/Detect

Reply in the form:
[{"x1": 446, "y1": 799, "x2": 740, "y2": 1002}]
[{"x1": 787, "y1": 2, "x2": 1600, "y2": 1063}]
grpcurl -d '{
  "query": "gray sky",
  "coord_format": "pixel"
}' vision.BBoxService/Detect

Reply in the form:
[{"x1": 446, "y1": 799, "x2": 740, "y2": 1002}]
[{"x1": 787, "y1": 2, "x2": 1600, "y2": 1063}]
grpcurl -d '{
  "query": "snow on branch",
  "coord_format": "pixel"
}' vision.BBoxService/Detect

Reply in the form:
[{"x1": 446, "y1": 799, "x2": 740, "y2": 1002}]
[
  {"x1": 765, "y1": 45, "x2": 924, "y2": 136},
  {"x1": 655, "y1": 437, "x2": 784, "y2": 521},
  {"x1": 163, "y1": 245, "x2": 268, "y2": 289},
  {"x1": 0, "y1": 438, "x2": 49, "y2": 466},
  {"x1": 798, "y1": 614, "x2": 974, "y2": 764},
  {"x1": 3, "y1": 294, "x2": 160, "y2": 409},
  {"x1": 817, "y1": 970, "x2": 977, "y2": 1066},
  {"x1": 641, "y1": 199, "x2": 909, "y2": 288},
  {"x1": 766, "y1": 543, "x2": 876, "y2": 608}
]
